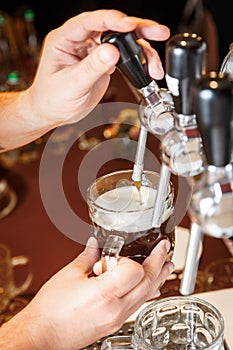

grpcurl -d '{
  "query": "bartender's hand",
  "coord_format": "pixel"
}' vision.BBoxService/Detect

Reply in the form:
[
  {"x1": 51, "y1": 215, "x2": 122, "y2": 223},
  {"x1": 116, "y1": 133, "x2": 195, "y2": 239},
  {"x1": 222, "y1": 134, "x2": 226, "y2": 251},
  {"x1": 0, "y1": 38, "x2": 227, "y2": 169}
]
[
  {"x1": 0, "y1": 9, "x2": 169, "y2": 151},
  {"x1": 29, "y1": 10, "x2": 169, "y2": 126},
  {"x1": 0, "y1": 238, "x2": 174, "y2": 350}
]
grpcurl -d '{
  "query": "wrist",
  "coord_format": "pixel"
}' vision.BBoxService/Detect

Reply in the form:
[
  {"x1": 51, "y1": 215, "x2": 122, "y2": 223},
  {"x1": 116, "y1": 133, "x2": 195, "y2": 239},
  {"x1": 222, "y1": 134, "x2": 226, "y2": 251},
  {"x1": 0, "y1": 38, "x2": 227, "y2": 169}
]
[
  {"x1": 0, "y1": 308, "x2": 38, "y2": 350},
  {"x1": 0, "y1": 305, "x2": 59, "y2": 350},
  {"x1": 19, "y1": 88, "x2": 58, "y2": 135}
]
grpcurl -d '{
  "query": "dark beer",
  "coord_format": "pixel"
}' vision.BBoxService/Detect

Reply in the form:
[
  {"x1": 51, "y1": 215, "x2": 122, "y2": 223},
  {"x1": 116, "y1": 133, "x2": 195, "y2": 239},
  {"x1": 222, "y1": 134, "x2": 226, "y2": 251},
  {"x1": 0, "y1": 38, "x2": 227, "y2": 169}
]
[
  {"x1": 87, "y1": 170, "x2": 175, "y2": 264},
  {"x1": 91, "y1": 214, "x2": 175, "y2": 264}
]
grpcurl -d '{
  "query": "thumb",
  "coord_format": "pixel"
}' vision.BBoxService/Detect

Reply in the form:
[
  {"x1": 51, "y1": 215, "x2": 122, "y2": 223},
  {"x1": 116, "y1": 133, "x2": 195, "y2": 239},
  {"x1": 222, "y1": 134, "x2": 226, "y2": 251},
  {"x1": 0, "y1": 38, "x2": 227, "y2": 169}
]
[
  {"x1": 71, "y1": 237, "x2": 100, "y2": 274},
  {"x1": 76, "y1": 43, "x2": 119, "y2": 88}
]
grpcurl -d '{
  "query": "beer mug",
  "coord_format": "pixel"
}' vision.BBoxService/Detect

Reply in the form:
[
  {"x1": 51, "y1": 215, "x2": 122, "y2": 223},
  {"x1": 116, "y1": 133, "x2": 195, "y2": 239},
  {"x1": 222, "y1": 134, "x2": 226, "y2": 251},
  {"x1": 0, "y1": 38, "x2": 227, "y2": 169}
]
[
  {"x1": 0, "y1": 165, "x2": 17, "y2": 219},
  {"x1": 203, "y1": 258, "x2": 233, "y2": 291},
  {"x1": 101, "y1": 296, "x2": 225, "y2": 350},
  {"x1": 0, "y1": 243, "x2": 33, "y2": 313},
  {"x1": 87, "y1": 170, "x2": 175, "y2": 268}
]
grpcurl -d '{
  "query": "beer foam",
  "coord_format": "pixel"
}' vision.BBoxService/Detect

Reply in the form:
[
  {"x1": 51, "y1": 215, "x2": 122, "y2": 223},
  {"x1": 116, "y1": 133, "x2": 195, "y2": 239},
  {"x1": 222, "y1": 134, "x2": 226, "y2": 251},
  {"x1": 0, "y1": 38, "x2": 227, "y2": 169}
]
[{"x1": 93, "y1": 186, "x2": 171, "y2": 232}]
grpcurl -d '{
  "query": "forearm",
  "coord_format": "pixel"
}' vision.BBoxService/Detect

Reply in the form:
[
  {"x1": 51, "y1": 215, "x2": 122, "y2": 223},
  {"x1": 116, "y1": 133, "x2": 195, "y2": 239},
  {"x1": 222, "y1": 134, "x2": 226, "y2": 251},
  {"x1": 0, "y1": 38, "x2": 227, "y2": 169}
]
[
  {"x1": 0, "y1": 306, "x2": 57, "y2": 350},
  {"x1": 0, "y1": 309, "x2": 37, "y2": 349},
  {"x1": 0, "y1": 90, "x2": 55, "y2": 152}
]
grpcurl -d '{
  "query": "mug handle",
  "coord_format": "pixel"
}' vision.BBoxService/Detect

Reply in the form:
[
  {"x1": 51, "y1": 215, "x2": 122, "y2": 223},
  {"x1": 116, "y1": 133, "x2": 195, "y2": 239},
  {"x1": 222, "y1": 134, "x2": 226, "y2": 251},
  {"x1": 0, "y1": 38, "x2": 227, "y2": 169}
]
[
  {"x1": 101, "y1": 235, "x2": 124, "y2": 272},
  {"x1": 11, "y1": 255, "x2": 33, "y2": 297},
  {"x1": 101, "y1": 336, "x2": 133, "y2": 350}
]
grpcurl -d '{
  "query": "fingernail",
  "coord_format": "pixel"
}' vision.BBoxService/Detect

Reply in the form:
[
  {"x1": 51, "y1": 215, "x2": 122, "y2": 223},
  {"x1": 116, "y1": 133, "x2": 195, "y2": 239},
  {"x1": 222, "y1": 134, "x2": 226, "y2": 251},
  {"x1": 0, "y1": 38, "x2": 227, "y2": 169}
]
[
  {"x1": 168, "y1": 262, "x2": 175, "y2": 274},
  {"x1": 158, "y1": 280, "x2": 165, "y2": 289},
  {"x1": 86, "y1": 237, "x2": 98, "y2": 248},
  {"x1": 99, "y1": 45, "x2": 118, "y2": 64},
  {"x1": 150, "y1": 62, "x2": 164, "y2": 80},
  {"x1": 154, "y1": 290, "x2": 161, "y2": 298},
  {"x1": 150, "y1": 239, "x2": 170, "y2": 256},
  {"x1": 165, "y1": 240, "x2": 171, "y2": 253}
]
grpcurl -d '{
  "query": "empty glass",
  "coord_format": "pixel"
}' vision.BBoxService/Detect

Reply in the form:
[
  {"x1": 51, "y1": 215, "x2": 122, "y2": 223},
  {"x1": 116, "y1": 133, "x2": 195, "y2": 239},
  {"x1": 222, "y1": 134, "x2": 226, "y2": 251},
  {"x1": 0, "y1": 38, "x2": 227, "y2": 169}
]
[
  {"x1": 0, "y1": 243, "x2": 33, "y2": 313},
  {"x1": 203, "y1": 258, "x2": 233, "y2": 291},
  {"x1": 101, "y1": 296, "x2": 225, "y2": 350}
]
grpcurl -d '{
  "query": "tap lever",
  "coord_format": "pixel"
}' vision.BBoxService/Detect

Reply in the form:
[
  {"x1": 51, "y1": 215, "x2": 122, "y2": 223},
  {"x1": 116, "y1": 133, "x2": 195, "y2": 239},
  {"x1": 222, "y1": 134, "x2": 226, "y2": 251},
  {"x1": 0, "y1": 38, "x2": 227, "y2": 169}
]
[
  {"x1": 165, "y1": 32, "x2": 207, "y2": 115},
  {"x1": 101, "y1": 31, "x2": 152, "y2": 89},
  {"x1": 192, "y1": 72, "x2": 233, "y2": 167},
  {"x1": 102, "y1": 30, "x2": 174, "y2": 136}
]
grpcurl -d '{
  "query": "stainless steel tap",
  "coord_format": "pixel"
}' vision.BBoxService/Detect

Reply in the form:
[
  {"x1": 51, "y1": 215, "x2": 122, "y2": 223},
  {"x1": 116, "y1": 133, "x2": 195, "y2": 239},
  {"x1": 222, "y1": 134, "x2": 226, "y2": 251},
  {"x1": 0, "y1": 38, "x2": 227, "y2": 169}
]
[
  {"x1": 180, "y1": 72, "x2": 233, "y2": 295},
  {"x1": 101, "y1": 32, "x2": 233, "y2": 291},
  {"x1": 154, "y1": 32, "x2": 207, "y2": 227},
  {"x1": 101, "y1": 31, "x2": 175, "y2": 137},
  {"x1": 162, "y1": 32, "x2": 207, "y2": 177},
  {"x1": 101, "y1": 31, "x2": 174, "y2": 189}
]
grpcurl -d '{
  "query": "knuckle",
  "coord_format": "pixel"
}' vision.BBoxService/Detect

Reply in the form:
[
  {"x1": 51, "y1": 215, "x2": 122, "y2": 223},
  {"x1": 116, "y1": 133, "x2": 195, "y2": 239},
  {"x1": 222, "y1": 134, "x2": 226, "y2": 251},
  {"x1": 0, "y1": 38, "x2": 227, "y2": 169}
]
[
  {"x1": 143, "y1": 269, "x2": 157, "y2": 295},
  {"x1": 85, "y1": 56, "x2": 99, "y2": 73},
  {"x1": 109, "y1": 309, "x2": 125, "y2": 331},
  {"x1": 99, "y1": 292, "x2": 125, "y2": 331}
]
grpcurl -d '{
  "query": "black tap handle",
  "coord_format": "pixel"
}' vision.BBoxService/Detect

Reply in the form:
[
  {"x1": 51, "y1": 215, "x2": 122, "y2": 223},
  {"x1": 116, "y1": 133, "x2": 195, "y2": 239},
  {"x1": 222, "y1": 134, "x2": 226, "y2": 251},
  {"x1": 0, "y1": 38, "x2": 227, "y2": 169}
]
[
  {"x1": 101, "y1": 31, "x2": 152, "y2": 89},
  {"x1": 165, "y1": 33, "x2": 207, "y2": 115},
  {"x1": 192, "y1": 72, "x2": 233, "y2": 167}
]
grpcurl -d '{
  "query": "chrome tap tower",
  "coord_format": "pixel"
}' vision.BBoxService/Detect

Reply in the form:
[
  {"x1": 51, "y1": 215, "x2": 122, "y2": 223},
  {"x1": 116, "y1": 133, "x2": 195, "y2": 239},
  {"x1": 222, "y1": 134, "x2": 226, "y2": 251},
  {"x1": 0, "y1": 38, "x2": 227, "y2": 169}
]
[
  {"x1": 180, "y1": 72, "x2": 233, "y2": 294},
  {"x1": 101, "y1": 31, "x2": 233, "y2": 289}
]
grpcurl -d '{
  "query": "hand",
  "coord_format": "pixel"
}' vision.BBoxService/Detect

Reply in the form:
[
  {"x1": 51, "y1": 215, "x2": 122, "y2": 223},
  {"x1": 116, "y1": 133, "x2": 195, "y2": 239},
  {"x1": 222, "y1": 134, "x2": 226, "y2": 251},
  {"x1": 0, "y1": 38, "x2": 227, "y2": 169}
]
[
  {"x1": 26, "y1": 9, "x2": 170, "y2": 128},
  {"x1": 0, "y1": 10, "x2": 170, "y2": 151},
  {"x1": 0, "y1": 238, "x2": 174, "y2": 350}
]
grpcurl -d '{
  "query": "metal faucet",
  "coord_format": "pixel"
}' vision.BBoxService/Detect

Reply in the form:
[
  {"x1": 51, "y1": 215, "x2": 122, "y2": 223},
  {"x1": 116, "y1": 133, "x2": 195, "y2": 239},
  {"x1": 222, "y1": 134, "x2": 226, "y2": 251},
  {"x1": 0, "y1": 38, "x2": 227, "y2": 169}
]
[
  {"x1": 101, "y1": 31, "x2": 174, "y2": 187},
  {"x1": 180, "y1": 72, "x2": 233, "y2": 295},
  {"x1": 101, "y1": 32, "x2": 233, "y2": 285}
]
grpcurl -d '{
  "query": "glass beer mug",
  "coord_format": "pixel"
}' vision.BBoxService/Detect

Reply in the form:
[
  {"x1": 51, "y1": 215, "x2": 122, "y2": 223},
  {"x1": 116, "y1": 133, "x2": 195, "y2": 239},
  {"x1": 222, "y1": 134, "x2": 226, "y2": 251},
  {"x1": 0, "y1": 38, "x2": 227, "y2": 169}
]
[
  {"x1": 87, "y1": 169, "x2": 175, "y2": 269},
  {"x1": 101, "y1": 296, "x2": 225, "y2": 350}
]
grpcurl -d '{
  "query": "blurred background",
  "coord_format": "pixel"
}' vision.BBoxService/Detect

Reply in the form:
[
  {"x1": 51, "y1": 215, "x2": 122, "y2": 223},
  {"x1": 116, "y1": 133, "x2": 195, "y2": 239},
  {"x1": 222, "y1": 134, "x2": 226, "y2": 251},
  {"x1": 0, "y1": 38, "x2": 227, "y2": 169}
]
[
  {"x1": 1, "y1": 0, "x2": 233, "y2": 71},
  {"x1": 0, "y1": 0, "x2": 232, "y2": 303}
]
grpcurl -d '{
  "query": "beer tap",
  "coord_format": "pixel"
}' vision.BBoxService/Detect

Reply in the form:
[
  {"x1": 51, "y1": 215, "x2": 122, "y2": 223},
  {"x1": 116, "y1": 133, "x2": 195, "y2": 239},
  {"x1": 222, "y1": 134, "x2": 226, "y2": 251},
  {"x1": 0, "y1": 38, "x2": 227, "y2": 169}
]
[
  {"x1": 180, "y1": 72, "x2": 233, "y2": 295},
  {"x1": 153, "y1": 32, "x2": 207, "y2": 227},
  {"x1": 100, "y1": 30, "x2": 174, "y2": 271},
  {"x1": 101, "y1": 31, "x2": 174, "y2": 189},
  {"x1": 161, "y1": 33, "x2": 207, "y2": 177}
]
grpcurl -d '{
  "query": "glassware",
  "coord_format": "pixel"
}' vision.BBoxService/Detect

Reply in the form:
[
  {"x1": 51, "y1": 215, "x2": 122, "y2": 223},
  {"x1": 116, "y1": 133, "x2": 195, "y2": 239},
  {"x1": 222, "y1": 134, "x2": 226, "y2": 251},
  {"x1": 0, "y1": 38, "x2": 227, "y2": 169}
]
[
  {"x1": 101, "y1": 296, "x2": 225, "y2": 350},
  {"x1": 0, "y1": 243, "x2": 33, "y2": 314},
  {"x1": 0, "y1": 164, "x2": 17, "y2": 219},
  {"x1": 87, "y1": 169, "x2": 175, "y2": 268},
  {"x1": 203, "y1": 257, "x2": 233, "y2": 291}
]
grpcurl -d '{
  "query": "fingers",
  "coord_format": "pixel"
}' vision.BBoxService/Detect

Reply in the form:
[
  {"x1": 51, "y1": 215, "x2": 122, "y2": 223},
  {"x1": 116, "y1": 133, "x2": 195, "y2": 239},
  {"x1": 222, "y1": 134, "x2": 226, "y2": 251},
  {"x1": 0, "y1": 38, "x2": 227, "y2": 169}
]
[
  {"x1": 137, "y1": 38, "x2": 164, "y2": 79},
  {"x1": 96, "y1": 257, "x2": 145, "y2": 298},
  {"x1": 90, "y1": 240, "x2": 174, "y2": 328},
  {"x1": 52, "y1": 9, "x2": 170, "y2": 51},
  {"x1": 95, "y1": 240, "x2": 174, "y2": 301},
  {"x1": 42, "y1": 9, "x2": 170, "y2": 93},
  {"x1": 61, "y1": 10, "x2": 170, "y2": 43},
  {"x1": 120, "y1": 240, "x2": 174, "y2": 306},
  {"x1": 134, "y1": 18, "x2": 170, "y2": 41},
  {"x1": 71, "y1": 237, "x2": 100, "y2": 275},
  {"x1": 142, "y1": 240, "x2": 174, "y2": 295},
  {"x1": 69, "y1": 43, "x2": 120, "y2": 91},
  {"x1": 55, "y1": 10, "x2": 137, "y2": 43},
  {"x1": 94, "y1": 240, "x2": 174, "y2": 323}
]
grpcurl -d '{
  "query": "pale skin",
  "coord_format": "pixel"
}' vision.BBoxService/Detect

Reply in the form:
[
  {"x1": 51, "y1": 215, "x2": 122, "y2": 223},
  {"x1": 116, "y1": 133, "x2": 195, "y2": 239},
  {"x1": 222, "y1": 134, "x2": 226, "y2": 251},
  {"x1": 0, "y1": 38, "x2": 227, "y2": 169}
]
[
  {"x1": 0, "y1": 9, "x2": 174, "y2": 350},
  {"x1": 0, "y1": 9, "x2": 170, "y2": 151},
  {"x1": 0, "y1": 238, "x2": 174, "y2": 350}
]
